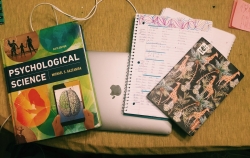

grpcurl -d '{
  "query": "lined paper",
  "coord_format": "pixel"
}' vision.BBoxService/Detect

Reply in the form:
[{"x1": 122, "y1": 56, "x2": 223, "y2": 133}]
[{"x1": 161, "y1": 8, "x2": 235, "y2": 58}]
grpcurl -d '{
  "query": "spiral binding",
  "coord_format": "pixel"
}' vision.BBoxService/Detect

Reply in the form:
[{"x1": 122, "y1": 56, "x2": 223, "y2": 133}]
[
  {"x1": 122, "y1": 14, "x2": 139, "y2": 112},
  {"x1": 122, "y1": 52, "x2": 130, "y2": 112}
]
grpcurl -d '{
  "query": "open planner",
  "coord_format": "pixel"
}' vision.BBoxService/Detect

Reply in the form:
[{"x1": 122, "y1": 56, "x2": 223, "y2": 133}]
[{"x1": 123, "y1": 13, "x2": 214, "y2": 118}]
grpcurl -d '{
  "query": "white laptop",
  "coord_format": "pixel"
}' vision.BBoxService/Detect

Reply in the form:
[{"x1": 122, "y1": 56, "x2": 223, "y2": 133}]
[{"x1": 87, "y1": 51, "x2": 172, "y2": 135}]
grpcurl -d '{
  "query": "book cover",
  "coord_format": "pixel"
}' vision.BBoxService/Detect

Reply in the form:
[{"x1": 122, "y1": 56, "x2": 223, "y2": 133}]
[
  {"x1": 147, "y1": 37, "x2": 244, "y2": 136},
  {"x1": 0, "y1": 22, "x2": 101, "y2": 144}
]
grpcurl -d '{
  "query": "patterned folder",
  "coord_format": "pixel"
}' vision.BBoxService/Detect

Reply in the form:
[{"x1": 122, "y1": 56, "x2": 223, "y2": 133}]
[{"x1": 147, "y1": 37, "x2": 244, "y2": 136}]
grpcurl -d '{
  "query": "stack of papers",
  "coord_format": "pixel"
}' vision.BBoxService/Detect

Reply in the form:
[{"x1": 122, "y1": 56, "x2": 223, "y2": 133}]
[{"x1": 123, "y1": 8, "x2": 236, "y2": 119}]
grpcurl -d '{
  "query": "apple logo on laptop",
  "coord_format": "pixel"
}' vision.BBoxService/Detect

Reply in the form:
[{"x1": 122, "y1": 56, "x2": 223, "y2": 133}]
[{"x1": 110, "y1": 85, "x2": 121, "y2": 99}]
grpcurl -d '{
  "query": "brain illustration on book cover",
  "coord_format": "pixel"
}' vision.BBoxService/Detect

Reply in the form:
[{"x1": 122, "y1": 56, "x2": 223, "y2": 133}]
[
  {"x1": 1, "y1": 22, "x2": 101, "y2": 144},
  {"x1": 52, "y1": 80, "x2": 86, "y2": 126},
  {"x1": 147, "y1": 37, "x2": 244, "y2": 136}
]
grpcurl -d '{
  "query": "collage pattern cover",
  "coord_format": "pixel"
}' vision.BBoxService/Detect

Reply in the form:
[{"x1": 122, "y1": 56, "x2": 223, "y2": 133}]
[
  {"x1": 0, "y1": 22, "x2": 101, "y2": 144},
  {"x1": 147, "y1": 37, "x2": 244, "y2": 136}
]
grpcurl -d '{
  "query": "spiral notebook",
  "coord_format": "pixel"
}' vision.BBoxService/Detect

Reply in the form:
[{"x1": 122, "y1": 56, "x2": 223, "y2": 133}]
[
  {"x1": 147, "y1": 37, "x2": 244, "y2": 135},
  {"x1": 123, "y1": 13, "x2": 213, "y2": 118}
]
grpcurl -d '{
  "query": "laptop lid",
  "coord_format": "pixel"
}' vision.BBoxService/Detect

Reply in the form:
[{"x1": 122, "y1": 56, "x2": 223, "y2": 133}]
[{"x1": 87, "y1": 51, "x2": 172, "y2": 135}]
